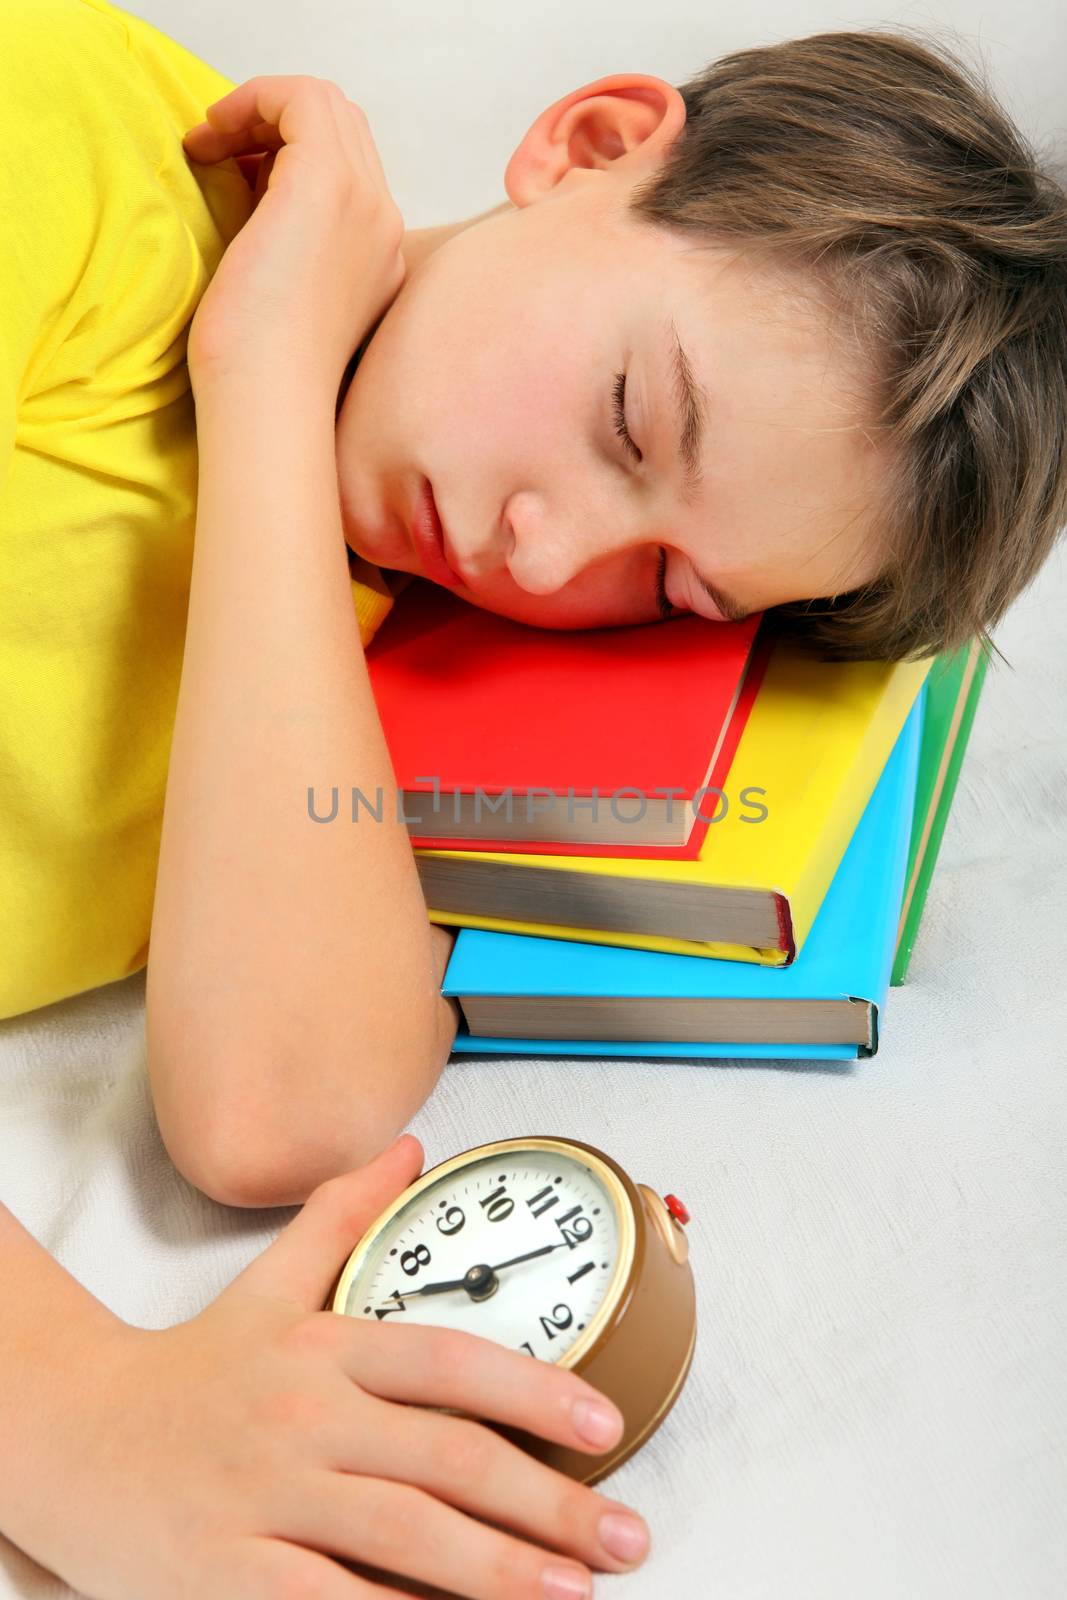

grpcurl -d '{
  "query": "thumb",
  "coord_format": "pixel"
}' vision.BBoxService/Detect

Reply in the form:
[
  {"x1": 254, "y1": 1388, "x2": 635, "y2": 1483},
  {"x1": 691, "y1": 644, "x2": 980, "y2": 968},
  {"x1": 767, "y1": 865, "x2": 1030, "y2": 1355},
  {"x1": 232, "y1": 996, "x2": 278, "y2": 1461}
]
[{"x1": 231, "y1": 1133, "x2": 425, "y2": 1314}]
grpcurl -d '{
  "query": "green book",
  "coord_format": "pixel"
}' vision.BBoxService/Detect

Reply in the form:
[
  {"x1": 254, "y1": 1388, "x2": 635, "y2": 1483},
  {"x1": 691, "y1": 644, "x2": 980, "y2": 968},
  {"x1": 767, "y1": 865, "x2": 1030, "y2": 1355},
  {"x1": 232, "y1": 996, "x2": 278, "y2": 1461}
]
[{"x1": 891, "y1": 637, "x2": 990, "y2": 985}]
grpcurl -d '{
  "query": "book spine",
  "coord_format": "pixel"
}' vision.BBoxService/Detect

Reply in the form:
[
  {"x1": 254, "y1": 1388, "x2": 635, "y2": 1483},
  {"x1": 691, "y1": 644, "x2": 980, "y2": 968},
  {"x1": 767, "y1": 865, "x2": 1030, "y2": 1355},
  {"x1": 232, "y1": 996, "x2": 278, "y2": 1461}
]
[{"x1": 891, "y1": 638, "x2": 989, "y2": 985}]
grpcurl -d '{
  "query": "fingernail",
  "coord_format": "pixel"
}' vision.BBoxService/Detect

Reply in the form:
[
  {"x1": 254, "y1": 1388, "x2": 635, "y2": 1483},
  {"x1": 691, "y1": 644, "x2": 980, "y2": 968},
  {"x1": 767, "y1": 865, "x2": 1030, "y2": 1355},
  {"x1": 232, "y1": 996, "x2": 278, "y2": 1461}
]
[
  {"x1": 598, "y1": 1511, "x2": 649, "y2": 1564},
  {"x1": 572, "y1": 1397, "x2": 623, "y2": 1447},
  {"x1": 541, "y1": 1565, "x2": 591, "y2": 1600}
]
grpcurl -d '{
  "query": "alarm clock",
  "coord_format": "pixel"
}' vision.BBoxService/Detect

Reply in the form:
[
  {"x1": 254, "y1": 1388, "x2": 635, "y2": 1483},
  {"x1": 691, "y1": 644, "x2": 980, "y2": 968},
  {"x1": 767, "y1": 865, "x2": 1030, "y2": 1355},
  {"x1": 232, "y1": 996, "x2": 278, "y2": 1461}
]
[{"x1": 326, "y1": 1134, "x2": 696, "y2": 1484}]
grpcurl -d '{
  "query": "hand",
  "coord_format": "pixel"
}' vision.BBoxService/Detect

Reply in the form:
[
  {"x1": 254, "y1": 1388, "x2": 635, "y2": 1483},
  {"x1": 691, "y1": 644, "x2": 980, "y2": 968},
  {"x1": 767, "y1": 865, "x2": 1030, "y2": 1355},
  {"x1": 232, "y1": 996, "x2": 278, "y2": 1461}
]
[
  {"x1": 181, "y1": 75, "x2": 407, "y2": 390},
  {"x1": 34, "y1": 1136, "x2": 651, "y2": 1600}
]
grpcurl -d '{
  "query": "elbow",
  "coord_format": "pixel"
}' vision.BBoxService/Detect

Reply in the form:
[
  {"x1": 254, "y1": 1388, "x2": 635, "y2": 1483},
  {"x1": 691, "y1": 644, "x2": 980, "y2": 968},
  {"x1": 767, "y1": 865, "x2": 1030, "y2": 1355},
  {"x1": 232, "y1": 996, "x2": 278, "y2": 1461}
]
[
  {"x1": 202, "y1": 1104, "x2": 415, "y2": 1211},
  {"x1": 154, "y1": 1072, "x2": 409, "y2": 1211},
  {"x1": 151, "y1": 1017, "x2": 458, "y2": 1211},
  {"x1": 148, "y1": 1058, "x2": 257, "y2": 1209}
]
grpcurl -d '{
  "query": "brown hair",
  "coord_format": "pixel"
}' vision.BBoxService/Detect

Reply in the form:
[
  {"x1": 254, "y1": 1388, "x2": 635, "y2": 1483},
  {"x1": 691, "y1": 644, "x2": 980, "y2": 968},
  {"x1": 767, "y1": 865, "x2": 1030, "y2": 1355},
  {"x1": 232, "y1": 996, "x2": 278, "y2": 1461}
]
[{"x1": 627, "y1": 27, "x2": 1067, "y2": 664}]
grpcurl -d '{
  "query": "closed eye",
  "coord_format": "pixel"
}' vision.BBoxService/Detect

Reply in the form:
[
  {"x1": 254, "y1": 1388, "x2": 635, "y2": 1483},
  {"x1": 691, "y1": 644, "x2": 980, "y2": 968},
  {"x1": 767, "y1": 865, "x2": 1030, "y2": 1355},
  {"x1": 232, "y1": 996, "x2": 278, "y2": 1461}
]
[
  {"x1": 614, "y1": 372, "x2": 683, "y2": 621},
  {"x1": 612, "y1": 370, "x2": 747, "y2": 625},
  {"x1": 612, "y1": 371, "x2": 642, "y2": 465},
  {"x1": 654, "y1": 547, "x2": 676, "y2": 619}
]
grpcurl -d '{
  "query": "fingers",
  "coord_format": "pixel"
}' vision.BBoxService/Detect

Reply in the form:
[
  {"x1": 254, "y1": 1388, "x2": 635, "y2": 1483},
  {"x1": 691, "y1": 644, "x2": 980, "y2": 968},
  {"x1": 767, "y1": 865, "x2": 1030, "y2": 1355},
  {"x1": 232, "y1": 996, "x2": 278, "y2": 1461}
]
[
  {"x1": 329, "y1": 1318, "x2": 626, "y2": 1459},
  {"x1": 182, "y1": 75, "x2": 398, "y2": 254},
  {"x1": 322, "y1": 82, "x2": 376, "y2": 191},
  {"x1": 338, "y1": 1389, "x2": 651, "y2": 1578},
  {"x1": 278, "y1": 1471, "x2": 609, "y2": 1600},
  {"x1": 334, "y1": 92, "x2": 393, "y2": 203},
  {"x1": 182, "y1": 75, "x2": 337, "y2": 163},
  {"x1": 302, "y1": 81, "x2": 393, "y2": 215},
  {"x1": 234, "y1": 1535, "x2": 405, "y2": 1597}
]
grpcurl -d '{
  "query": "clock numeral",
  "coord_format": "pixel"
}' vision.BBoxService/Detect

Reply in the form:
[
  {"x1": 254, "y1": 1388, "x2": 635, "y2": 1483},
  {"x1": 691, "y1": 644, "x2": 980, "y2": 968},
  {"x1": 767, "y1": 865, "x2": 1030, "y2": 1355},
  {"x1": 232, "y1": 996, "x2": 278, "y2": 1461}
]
[
  {"x1": 566, "y1": 1259, "x2": 596, "y2": 1286},
  {"x1": 436, "y1": 1204, "x2": 466, "y2": 1237},
  {"x1": 518, "y1": 1341, "x2": 536, "y2": 1357},
  {"x1": 526, "y1": 1184, "x2": 559, "y2": 1220},
  {"x1": 555, "y1": 1205, "x2": 594, "y2": 1248},
  {"x1": 479, "y1": 1184, "x2": 514, "y2": 1223},
  {"x1": 538, "y1": 1303, "x2": 574, "y2": 1340},
  {"x1": 374, "y1": 1290, "x2": 408, "y2": 1320},
  {"x1": 400, "y1": 1242, "x2": 431, "y2": 1277}
]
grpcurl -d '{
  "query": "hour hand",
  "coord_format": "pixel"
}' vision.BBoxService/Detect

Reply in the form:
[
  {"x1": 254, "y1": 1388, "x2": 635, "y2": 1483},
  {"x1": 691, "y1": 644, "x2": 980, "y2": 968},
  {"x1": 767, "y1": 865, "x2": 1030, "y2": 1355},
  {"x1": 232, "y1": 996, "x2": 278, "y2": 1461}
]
[
  {"x1": 392, "y1": 1275, "x2": 469, "y2": 1300},
  {"x1": 377, "y1": 1263, "x2": 496, "y2": 1303}
]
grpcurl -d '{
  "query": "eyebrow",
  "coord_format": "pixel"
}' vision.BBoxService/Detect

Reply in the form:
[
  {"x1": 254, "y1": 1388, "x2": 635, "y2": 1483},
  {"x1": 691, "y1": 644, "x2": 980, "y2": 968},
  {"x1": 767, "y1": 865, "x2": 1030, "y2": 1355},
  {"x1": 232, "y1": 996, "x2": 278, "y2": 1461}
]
[{"x1": 665, "y1": 321, "x2": 750, "y2": 624}]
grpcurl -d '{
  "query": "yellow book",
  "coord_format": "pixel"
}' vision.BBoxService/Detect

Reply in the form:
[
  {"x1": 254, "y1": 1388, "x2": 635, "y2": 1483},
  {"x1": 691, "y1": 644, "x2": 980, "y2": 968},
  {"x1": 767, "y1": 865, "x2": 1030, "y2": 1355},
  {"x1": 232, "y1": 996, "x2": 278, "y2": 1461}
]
[{"x1": 417, "y1": 641, "x2": 932, "y2": 966}]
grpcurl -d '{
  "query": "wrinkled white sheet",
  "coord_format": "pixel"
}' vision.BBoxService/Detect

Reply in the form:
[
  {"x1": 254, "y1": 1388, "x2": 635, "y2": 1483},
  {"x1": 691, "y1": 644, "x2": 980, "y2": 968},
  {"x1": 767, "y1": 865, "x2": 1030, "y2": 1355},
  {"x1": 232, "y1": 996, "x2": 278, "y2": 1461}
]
[{"x1": 3, "y1": 540, "x2": 1065, "y2": 1600}]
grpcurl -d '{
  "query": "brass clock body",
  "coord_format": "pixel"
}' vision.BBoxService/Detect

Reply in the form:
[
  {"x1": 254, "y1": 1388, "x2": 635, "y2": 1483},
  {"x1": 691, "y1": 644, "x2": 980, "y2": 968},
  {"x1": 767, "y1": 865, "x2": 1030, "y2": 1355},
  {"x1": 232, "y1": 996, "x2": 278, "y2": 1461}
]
[{"x1": 327, "y1": 1135, "x2": 696, "y2": 1484}]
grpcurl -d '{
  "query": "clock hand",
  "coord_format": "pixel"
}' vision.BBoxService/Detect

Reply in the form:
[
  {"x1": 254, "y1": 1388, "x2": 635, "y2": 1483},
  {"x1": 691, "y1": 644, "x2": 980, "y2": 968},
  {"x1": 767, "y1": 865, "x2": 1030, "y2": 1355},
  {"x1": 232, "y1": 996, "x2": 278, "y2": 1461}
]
[
  {"x1": 486, "y1": 1240, "x2": 571, "y2": 1274},
  {"x1": 390, "y1": 1274, "x2": 470, "y2": 1299},
  {"x1": 374, "y1": 1241, "x2": 573, "y2": 1308}
]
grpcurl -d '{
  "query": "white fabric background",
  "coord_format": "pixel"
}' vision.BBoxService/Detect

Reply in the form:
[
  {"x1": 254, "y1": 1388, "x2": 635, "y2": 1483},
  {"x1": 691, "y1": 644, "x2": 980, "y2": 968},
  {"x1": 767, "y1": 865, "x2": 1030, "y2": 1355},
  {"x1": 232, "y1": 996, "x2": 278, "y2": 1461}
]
[{"x1": 2, "y1": 2, "x2": 1065, "y2": 1596}]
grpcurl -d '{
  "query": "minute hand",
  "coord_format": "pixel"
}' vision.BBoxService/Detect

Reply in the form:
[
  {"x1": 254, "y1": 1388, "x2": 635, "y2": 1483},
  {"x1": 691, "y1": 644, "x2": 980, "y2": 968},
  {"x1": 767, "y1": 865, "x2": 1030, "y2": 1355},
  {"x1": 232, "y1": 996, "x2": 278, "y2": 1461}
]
[{"x1": 487, "y1": 1240, "x2": 571, "y2": 1273}]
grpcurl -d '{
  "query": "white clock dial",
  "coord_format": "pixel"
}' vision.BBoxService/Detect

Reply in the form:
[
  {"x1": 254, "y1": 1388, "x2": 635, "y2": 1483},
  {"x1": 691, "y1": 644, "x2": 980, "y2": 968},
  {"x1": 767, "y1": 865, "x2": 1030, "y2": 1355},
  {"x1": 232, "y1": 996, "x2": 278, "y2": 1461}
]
[{"x1": 337, "y1": 1148, "x2": 626, "y2": 1362}]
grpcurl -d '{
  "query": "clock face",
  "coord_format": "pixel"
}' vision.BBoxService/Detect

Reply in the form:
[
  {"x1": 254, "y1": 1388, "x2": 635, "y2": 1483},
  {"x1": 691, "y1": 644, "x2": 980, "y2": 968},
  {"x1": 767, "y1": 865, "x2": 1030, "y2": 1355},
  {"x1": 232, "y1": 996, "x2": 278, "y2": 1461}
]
[{"x1": 335, "y1": 1144, "x2": 629, "y2": 1363}]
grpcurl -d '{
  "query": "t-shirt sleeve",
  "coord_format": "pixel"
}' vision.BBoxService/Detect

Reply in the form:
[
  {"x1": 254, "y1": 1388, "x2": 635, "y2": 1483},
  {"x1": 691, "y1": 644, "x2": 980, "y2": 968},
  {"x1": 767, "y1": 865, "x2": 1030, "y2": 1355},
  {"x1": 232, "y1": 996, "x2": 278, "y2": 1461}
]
[
  {"x1": 0, "y1": 327, "x2": 17, "y2": 493},
  {"x1": 0, "y1": 0, "x2": 130, "y2": 488}
]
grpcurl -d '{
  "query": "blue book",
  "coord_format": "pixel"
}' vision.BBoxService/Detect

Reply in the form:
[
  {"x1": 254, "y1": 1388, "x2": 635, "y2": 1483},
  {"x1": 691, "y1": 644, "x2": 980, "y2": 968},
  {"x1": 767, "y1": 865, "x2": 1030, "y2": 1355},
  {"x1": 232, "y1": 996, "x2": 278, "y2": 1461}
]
[{"x1": 442, "y1": 686, "x2": 924, "y2": 1062}]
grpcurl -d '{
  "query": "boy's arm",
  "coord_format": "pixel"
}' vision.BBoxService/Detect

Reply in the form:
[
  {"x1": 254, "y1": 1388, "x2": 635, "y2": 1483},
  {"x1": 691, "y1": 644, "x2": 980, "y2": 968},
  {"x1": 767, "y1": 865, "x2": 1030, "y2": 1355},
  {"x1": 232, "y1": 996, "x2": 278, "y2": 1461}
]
[
  {"x1": 0, "y1": 1201, "x2": 133, "y2": 1570},
  {"x1": 145, "y1": 370, "x2": 461, "y2": 1210}
]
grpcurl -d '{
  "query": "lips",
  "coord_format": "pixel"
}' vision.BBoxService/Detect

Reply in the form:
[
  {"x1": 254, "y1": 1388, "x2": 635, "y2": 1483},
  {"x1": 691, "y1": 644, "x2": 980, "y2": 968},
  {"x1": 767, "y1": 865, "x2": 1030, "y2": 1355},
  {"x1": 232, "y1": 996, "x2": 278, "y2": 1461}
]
[{"x1": 410, "y1": 478, "x2": 464, "y2": 588}]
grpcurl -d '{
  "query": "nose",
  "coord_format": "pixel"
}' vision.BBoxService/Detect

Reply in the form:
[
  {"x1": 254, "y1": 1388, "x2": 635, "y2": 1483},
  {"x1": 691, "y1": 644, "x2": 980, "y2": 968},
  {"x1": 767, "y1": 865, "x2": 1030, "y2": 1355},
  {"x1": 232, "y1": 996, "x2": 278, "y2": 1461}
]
[{"x1": 503, "y1": 489, "x2": 617, "y2": 597}]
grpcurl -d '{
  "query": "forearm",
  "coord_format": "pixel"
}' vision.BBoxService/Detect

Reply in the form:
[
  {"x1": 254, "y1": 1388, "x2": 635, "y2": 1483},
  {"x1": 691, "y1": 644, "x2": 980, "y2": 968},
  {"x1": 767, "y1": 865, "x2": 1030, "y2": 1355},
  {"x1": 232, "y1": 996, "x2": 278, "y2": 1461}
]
[
  {"x1": 146, "y1": 371, "x2": 453, "y2": 1198},
  {"x1": 0, "y1": 1201, "x2": 131, "y2": 1568}
]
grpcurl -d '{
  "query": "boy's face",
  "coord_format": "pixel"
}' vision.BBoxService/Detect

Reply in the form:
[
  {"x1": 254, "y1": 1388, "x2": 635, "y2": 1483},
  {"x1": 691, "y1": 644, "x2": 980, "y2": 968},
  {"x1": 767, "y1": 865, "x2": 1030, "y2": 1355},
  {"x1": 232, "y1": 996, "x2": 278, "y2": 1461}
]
[{"x1": 335, "y1": 73, "x2": 891, "y2": 631}]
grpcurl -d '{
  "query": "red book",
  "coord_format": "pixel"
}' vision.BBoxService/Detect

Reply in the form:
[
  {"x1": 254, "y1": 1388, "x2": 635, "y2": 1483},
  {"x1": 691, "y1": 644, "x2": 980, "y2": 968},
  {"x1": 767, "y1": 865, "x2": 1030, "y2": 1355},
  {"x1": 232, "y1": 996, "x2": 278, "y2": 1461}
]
[{"x1": 364, "y1": 578, "x2": 767, "y2": 859}]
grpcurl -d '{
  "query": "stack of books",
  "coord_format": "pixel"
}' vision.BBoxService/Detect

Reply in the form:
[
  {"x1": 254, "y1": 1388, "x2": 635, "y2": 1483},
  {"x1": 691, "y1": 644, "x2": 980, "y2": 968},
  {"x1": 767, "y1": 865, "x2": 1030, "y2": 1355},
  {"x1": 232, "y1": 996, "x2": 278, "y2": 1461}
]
[{"x1": 362, "y1": 580, "x2": 988, "y2": 1061}]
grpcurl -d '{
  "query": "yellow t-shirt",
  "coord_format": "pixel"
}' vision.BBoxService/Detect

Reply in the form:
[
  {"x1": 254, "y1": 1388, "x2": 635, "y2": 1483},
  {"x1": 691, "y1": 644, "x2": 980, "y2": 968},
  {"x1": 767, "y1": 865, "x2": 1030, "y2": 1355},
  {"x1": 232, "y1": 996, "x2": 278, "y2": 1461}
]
[{"x1": 0, "y1": 0, "x2": 401, "y2": 1020}]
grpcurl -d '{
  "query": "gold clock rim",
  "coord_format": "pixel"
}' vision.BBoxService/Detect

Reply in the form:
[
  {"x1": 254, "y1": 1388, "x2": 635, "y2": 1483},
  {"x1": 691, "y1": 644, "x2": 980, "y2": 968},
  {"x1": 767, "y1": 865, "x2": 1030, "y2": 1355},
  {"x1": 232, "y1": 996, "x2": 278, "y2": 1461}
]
[{"x1": 329, "y1": 1135, "x2": 637, "y2": 1367}]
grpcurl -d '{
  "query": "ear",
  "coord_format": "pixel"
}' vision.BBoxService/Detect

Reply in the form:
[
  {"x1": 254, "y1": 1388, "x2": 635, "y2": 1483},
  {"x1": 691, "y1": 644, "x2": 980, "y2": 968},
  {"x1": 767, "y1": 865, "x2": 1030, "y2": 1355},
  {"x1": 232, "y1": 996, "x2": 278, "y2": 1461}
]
[{"x1": 503, "y1": 74, "x2": 686, "y2": 208}]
